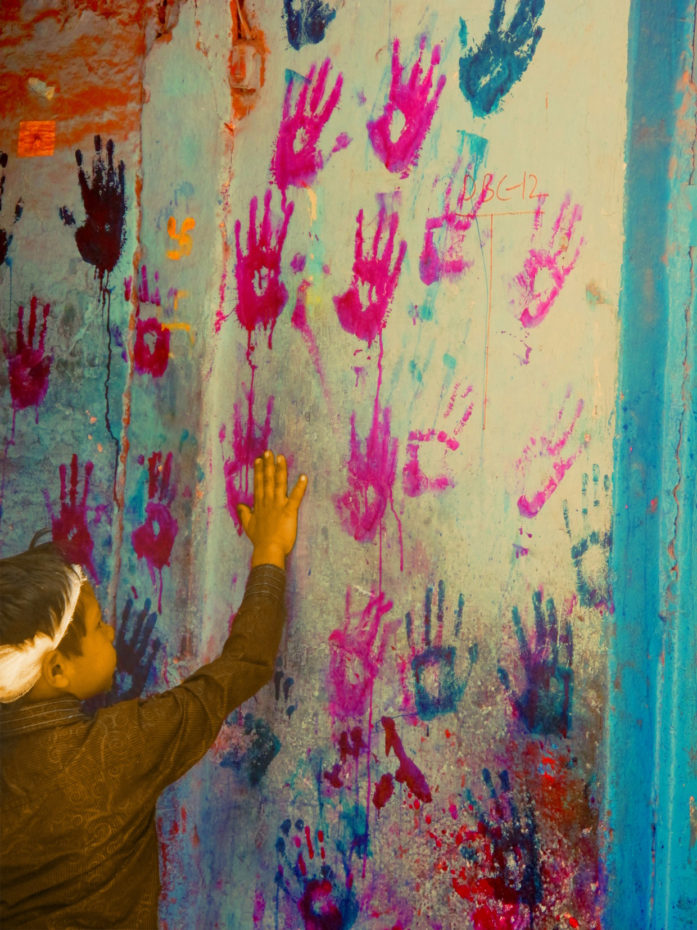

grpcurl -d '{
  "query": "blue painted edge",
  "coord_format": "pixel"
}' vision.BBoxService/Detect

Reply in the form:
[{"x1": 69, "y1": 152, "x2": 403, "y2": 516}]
[{"x1": 606, "y1": 0, "x2": 697, "y2": 927}]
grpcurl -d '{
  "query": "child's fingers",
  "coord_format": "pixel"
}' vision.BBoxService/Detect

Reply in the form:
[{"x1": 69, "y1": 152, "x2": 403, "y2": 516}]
[
  {"x1": 275, "y1": 454, "x2": 288, "y2": 504},
  {"x1": 253, "y1": 456, "x2": 264, "y2": 509},
  {"x1": 237, "y1": 503, "x2": 252, "y2": 533},
  {"x1": 287, "y1": 473, "x2": 308, "y2": 510},
  {"x1": 263, "y1": 450, "x2": 275, "y2": 500}
]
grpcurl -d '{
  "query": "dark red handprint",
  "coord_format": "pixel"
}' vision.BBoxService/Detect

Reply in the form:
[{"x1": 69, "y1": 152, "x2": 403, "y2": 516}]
[
  {"x1": 515, "y1": 193, "x2": 583, "y2": 328},
  {"x1": 335, "y1": 404, "x2": 398, "y2": 543},
  {"x1": 333, "y1": 205, "x2": 407, "y2": 345},
  {"x1": 373, "y1": 716, "x2": 432, "y2": 810},
  {"x1": 59, "y1": 135, "x2": 126, "y2": 285},
  {"x1": 2, "y1": 296, "x2": 52, "y2": 429},
  {"x1": 271, "y1": 58, "x2": 349, "y2": 194},
  {"x1": 125, "y1": 266, "x2": 170, "y2": 378},
  {"x1": 234, "y1": 189, "x2": 294, "y2": 350},
  {"x1": 367, "y1": 36, "x2": 446, "y2": 178},
  {"x1": 0, "y1": 151, "x2": 24, "y2": 265},
  {"x1": 46, "y1": 454, "x2": 98, "y2": 580},
  {"x1": 219, "y1": 390, "x2": 274, "y2": 535},
  {"x1": 131, "y1": 451, "x2": 179, "y2": 611}
]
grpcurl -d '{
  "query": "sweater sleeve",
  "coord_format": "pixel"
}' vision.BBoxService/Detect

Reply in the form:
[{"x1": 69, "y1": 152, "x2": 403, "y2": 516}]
[{"x1": 94, "y1": 564, "x2": 286, "y2": 798}]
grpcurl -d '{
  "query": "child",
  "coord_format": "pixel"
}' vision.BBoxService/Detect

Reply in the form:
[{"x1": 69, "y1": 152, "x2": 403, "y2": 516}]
[{"x1": 0, "y1": 450, "x2": 307, "y2": 929}]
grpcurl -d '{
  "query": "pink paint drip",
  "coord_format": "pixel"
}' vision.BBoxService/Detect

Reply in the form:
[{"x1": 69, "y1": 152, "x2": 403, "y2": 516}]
[
  {"x1": 516, "y1": 193, "x2": 584, "y2": 328},
  {"x1": 271, "y1": 58, "x2": 348, "y2": 193},
  {"x1": 131, "y1": 451, "x2": 179, "y2": 611},
  {"x1": 367, "y1": 36, "x2": 446, "y2": 178},
  {"x1": 233, "y1": 188, "x2": 294, "y2": 353},
  {"x1": 516, "y1": 392, "x2": 586, "y2": 518},
  {"x1": 333, "y1": 204, "x2": 407, "y2": 345},
  {"x1": 45, "y1": 453, "x2": 98, "y2": 580},
  {"x1": 2, "y1": 296, "x2": 52, "y2": 433}
]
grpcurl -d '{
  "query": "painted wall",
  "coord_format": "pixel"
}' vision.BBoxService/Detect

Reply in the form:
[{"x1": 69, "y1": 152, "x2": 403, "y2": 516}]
[{"x1": 1, "y1": 2, "x2": 694, "y2": 928}]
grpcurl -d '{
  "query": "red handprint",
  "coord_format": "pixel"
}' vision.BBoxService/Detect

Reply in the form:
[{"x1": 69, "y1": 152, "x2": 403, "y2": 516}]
[
  {"x1": 419, "y1": 160, "x2": 493, "y2": 285},
  {"x1": 271, "y1": 58, "x2": 349, "y2": 193},
  {"x1": 131, "y1": 451, "x2": 179, "y2": 611},
  {"x1": 373, "y1": 716, "x2": 432, "y2": 810},
  {"x1": 367, "y1": 36, "x2": 446, "y2": 178},
  {"x1": 333, "y1": 205, "x2": 407, "y2": 345},
  {"x1": 515, "y1": 193, "x2": 584, "y2": 328},
  {"x1": 2, "y1": 296, "x2": 52, "y2": 428},
  {"x1": 125, "y1": 266, "x2": 171, "y2": 378},
  {"x1": 45, "y1": 454, "x2": 98, "y2": 580},
  {"x1": 335, "y1": 404, "x2": 398, "y2": 543},
  {"x1": 234, "y1": 189, "x2": 294, "y2": 349},
  {"x1": 219, "y1": 389, "x2": 274, "y2": 535},
  {"x1": 327, "y1": 589, "x2": 398, "y2": 720}
]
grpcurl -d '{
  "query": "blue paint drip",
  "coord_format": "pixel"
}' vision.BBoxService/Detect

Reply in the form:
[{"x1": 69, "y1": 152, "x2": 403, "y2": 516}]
[{"x1": 459, "y1": 0, "x2": 545, "y2": 117}]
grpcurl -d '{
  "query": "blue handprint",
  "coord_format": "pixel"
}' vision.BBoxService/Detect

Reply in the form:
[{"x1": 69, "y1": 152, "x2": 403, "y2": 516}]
[
  {"x1": 218, "y1": 712, "x2": 280, "y2": 786},
  {"x1": 283, "y1": 0, "x2": 336, "y2": 51},
  {"x1": 405, "y1": 580, "x2": 478, "y2": 721},
  {"x1": 459, "y1": 0, "x2": 545, "y2": 117},
  {"x1": 562, "y1": 464, "x2": 613, "y2": 611},
  {"x1": 114, "y1": 597, "x2": 162, "y2": 700},
  {"x1": 498, "y1": 590, "x2": 573, "y2": 737}
]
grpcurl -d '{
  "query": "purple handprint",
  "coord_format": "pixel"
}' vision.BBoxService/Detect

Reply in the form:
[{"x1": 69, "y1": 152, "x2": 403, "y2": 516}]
[
  {"x1": 2, "y1": 296, "x2": 52, "y2": 429},
  {"x1": 0, "y1": 151, "x2": 24, "y2": 265},
  {"x1": 333, "y1": 205, "x2": 407, "y2": 345},
  {"x1": 515, "y1": 193, "x2": 583, "y2": 328},
  {"x1": 59, "y1": 135, "x2": 126, "y2": 285},
  {"x1": 234, "y1": 189, "x2": 294, "y2": 349},
  {"x1": 219, "y1": 390, "x2": 274, "y2": 534},
  {"x1": 131, "y1": 451, "x2": 179, "y2": 611},
  {"x1": 45, "y1": 454, "x2": 98, "y2": 580},
  {"x1": 113, "y1": 597, "x2": 162, "y2": 700},
  {"x1": 271, "y1": 58, "x2": 349, "y2": 194},
  {"x1": 335, "y1": 404, "x2": 398, "y2": 543},
  {"x1": 367, "y1": 36, "x2": 446, "y2": 178}
]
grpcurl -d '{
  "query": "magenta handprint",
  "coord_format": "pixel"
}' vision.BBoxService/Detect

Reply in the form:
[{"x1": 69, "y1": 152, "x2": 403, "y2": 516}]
[
  {"x1": 234, "y1": 189, "x2": 294, "y2": 349},
  {"x1": 2, "y1": 296, "x2": 52, "y2": 428},
  {"x1": 125, "y1": 266, "x2": 170, "y2": 378},
  {"x1": 0, "y1": 151, "x2": 24, "y2": 265},
  {"x1": 327, "y1": 589, "x2": 397, "y2": 720},
  {"x1": 271, "y1": 58, "x2": 349, "y2": 194},
  {"x1": 219, "y1": 390, "x2": 274, "y2": 535},
  {"x1": 131, "y1": 451, "x2": 179, "y2": 611},
  {"x1": 367, "y1": 36, "x2": 446, "y2": 178},
  {"x1": 46, "y1": 454, "x2": 98, "y2": 580},
  {"x1": 419, "y1": 160, "x2": 493, "y2": 285},
  {"x1": 515, "y1": 193, "x2": 583, "y2": 328},
  {"x1": 402, "y1": 382, "x2": 473, "y2": 497},
  {"x1": 59, "y1": 135, "x2": 126, "y2": 285},
  {"x1": 333, "y1": 205, "x2": 407, "y2": 345},
  {"x1": 335, "y1": 404, "x2": 398, "y2": 543}
]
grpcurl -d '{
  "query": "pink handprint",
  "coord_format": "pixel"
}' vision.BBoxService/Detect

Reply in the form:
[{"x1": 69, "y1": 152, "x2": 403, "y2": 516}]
[
  {"x1": 271, "y1": 58, "x2": 349, "y2": 193},
  {"x1": 336, "y1": 404, "x2": 398, "y2": 543},
  {"x1": 131, "y1": 451, "x2": 179, "y2": 611},
  {"x1": 219, "y1": 389, "x2": 274, "y2": 535},
  {"x1": 402, "y1": 382, "x2": 473, "y2": 497},
  {"x1": 367, "y1": 36, "x2": 446, "y2": 178},
  {"x1": 125, "y1": 266, "x2": 170, "y2": 378},
  {"x1": 333, "y1": 205, "x2": 407, "y2": 345},
  {"x1": 234, "y1": 189, "x2": 294, "y2": 349},
  {"x1": 515, "y1": 193, "x2": 584, "y2": 328},
  {"x1": 2, "y1": 296, "x2": 52, "y2": 428},
  {"x1": 327, "y1": 589, "x2": 398, "y2": 720},
  {"x1": 45, "y1": 454, "x2": 98, "y2": 580},
  {"x1": 419, "y1": 160, "x2": 493, "y2": 285}
]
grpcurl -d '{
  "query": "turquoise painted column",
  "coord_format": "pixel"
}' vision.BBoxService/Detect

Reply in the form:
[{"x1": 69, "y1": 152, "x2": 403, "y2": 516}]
[{"x1": 607, "y1": 1, "x2": 697, "y2": 927}]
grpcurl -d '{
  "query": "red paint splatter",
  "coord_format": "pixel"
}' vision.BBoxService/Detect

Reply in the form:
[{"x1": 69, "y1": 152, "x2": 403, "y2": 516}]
[{"x1": 381, "y1": 716, "x2": 432, "y2": 803}]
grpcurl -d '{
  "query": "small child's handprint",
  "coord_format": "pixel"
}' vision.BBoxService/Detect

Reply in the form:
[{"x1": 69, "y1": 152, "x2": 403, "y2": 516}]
[
  {"x1": 59, "y1": 135, "x2": 126, "y2": 283},
  {"x1": 113, "y1": 597, "x2": 162, "y2": 700},
  {"x1": 515, "y1": 192, "x2": 583, "y2": 328},
  {"x1": 402, "y1": 580, "x2": 478, "y2": 720},
  {"x1": 2, "y1": 296, "x2": 52, "y2": 426},
  {"x1": 131, "y1": 451, "x2": 179, "y2": 611},
  {"x1": 283, "y1": 0, "x2": 337, "y2": 50},
  {"x1": 217, "y1": 712, "x2": 281, "y2": 786},
  {"x1": 219, "y1": 390, "x2": 274, "y2": 534},
  {"x1": 367, "y1": 36, "x2": 446, "y2": 178},
  {"x1": 271, "y1": 58, "x2": 348, "y2": 193},
  {"x1": 459, "y1": 0, "x2": 546, "y2": 117},
  {"x1": 327, "y1": 588, "x2": 397, "y2": 720},
  {"x1": 126, "y1": 266, "x2": 171, "y2": 378},
  {"x1": 333, "y1": 204, "x2": 407, "y2": 345},
  {"x1": 234, "y1": 189, "x2": 294, "y2": 349},
  {"x1": 0, "y1": 151, "x2": 24, "y2": 265},
  {"x1": 562, "y1": 464, "x2": 613, "y2": 611},
  {"x1": 498, "y1": 590, "x2": 573, "y2": 737},
  {"x1": 45, "y1": 454, "x2": 98, "y2": 580}
]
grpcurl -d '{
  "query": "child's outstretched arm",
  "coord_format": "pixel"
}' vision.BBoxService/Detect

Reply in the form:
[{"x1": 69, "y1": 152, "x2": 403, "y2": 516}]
[{"x1": 237, "y1": 450, "x2": 307, "y2": 568}]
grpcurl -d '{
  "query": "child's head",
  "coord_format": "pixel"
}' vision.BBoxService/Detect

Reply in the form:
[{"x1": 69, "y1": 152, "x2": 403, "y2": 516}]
[{"x1": 0, "y1": 536, "x2": 116, "y2": 703}]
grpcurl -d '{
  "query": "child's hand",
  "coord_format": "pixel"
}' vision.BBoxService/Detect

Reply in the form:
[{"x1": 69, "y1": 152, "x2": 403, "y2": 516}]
[{"x1": 238, "y1": 450, "x2": 308, "y2": 568}]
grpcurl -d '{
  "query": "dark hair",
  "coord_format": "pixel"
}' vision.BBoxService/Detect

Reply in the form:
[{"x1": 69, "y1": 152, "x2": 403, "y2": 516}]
[{"x1": 0, "y1": 534, "x2": 87, "y2": 658}]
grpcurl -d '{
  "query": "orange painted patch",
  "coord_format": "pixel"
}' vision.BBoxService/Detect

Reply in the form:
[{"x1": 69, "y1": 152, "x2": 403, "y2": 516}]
[{"x1": 17, "y1": 120, "x2": 55, "y2": 156}]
